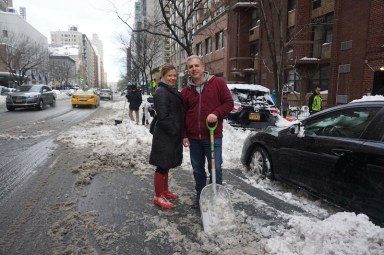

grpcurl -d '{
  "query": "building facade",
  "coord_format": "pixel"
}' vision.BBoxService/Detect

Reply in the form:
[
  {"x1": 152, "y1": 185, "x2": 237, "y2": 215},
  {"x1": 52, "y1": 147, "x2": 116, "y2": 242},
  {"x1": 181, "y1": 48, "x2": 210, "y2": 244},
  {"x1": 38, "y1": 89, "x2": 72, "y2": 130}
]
[
  {"x1": 165, "y1": 0, "x2": 384, "y2": 107},
  {"x1": 51, "y1": 26, "x2": 101, "y2": 87},
  {"x1": 0, "y1": 5, "x2": 48, "y2": 85}
]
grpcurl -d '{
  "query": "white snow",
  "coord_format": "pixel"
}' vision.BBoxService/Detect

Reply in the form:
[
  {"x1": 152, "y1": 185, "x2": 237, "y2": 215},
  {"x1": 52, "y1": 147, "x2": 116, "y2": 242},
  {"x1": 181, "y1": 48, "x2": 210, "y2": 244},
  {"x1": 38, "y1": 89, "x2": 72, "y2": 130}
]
[
  {"x1": 351, "y1": 95, "x2": 384, "y2": 103},
  {"x1": 0, "y1": 93, "x2": 383, "y2": 254}
]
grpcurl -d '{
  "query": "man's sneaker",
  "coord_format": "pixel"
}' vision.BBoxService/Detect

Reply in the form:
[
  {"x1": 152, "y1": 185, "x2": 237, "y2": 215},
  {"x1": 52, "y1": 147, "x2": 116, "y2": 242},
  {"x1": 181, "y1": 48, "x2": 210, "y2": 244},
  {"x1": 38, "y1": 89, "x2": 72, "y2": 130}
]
[
  {"x1": 153, "y1": 196, "x2": 174, "y2": 209},
  {"x1": 164, "y1": 191, "x2": 178, "y2": 199}
]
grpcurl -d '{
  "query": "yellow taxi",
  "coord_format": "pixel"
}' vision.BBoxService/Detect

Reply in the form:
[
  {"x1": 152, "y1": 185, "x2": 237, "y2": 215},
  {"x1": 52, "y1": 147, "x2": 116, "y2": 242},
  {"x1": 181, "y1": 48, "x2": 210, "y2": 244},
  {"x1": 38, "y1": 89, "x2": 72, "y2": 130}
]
[{"x1": 71, "y1": 90, "x2": 100, "y2": 108}]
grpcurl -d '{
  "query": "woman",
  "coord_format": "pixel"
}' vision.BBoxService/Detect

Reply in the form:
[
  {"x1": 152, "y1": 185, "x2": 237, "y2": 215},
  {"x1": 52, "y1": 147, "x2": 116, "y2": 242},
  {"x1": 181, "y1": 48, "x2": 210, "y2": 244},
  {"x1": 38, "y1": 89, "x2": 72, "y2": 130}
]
[{"x1": 149, "y1": 65, "x2": 183, "y2": 209}]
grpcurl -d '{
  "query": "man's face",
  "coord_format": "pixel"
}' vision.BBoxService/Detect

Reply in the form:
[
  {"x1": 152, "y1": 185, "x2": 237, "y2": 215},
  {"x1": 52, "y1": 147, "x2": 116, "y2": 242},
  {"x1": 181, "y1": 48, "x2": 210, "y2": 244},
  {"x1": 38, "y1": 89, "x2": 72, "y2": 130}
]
[
  {"x1": 187, "y1": 58, "x2": 205, "y2": 82},
  {"x1": 315, "y1": 87, "x2": 321, "y2": 94}
]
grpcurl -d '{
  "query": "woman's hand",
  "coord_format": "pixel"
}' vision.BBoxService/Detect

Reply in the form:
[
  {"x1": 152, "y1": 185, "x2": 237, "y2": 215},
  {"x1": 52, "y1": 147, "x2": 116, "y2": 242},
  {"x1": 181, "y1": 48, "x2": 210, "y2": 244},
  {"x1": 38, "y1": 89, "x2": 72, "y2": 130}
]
[{"x1": 183, "y1": 138, "x2": 190, "y2": 147}]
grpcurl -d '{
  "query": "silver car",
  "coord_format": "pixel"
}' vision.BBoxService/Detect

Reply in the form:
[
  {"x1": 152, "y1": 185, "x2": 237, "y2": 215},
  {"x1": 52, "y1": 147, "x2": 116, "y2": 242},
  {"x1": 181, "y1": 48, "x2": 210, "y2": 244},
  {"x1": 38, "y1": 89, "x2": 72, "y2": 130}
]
[
  {"x1": 99, "y1": 89, "x2": 113, "y2": 100},
  {"x1": 6, "y1": 84, "x2": 56, "y2": 111}
]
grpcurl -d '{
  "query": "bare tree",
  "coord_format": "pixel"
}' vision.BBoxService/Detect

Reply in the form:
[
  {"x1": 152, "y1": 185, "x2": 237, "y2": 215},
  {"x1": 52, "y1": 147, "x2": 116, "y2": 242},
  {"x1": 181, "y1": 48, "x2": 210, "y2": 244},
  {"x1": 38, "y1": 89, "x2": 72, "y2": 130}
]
[
  {"x1": 49, "y1": 56, "x2": 76, "y2": 89},
  {"x1": 249, "y1": 0, "x2": 287, "y2": 108},
  {"x1": 0, "y1": 32, "x2": 49, "y2": 86},
  {"x1": 112, "y1": 0, "x2": 211, "y2": 56},
  {"x1": 118, "y1": 29, "x2": 163, "y2": 88}
]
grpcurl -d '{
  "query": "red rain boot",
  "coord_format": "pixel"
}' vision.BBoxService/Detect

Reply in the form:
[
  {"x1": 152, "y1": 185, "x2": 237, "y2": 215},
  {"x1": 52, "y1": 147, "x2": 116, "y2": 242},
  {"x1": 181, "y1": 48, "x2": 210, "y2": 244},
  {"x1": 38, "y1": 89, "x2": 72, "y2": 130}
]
[
  {"x1": 164, "y1": 170, "x2": 178, "y2": 199},
  {"x1": 153, "y1": 172, "x2": 174, "y2": 209}
]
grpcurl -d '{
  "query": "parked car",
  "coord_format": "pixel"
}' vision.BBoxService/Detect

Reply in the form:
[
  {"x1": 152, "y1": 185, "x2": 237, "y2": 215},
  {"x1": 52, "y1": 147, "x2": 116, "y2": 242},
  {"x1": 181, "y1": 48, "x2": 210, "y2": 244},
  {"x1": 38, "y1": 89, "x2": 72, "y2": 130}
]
[
  {"x1": 5, "y1": 84, "x2": 56, "y2": 111},
  {"x1": 227, "y1": 84, "x2": 279, "y2": 129},
  {"x1": 99, "y1": 88, "x2": 113, "y2": 100},
  {"x1": 240, "y1": 99, "x2": 384, "y2": 225},
  {"x1": 71, "y1": 89, "x2": 100, "y2": 108},
  {"x1": 0, "y1": 86, "x2": 14, "y2": 96}
]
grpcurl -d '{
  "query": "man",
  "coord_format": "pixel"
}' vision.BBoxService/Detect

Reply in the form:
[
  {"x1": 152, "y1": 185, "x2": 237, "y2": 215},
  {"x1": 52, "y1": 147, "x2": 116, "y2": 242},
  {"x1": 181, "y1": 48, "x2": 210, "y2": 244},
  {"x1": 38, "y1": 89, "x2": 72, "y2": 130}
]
[
  {"x1": 181, "y1": 55, "x2": 234, "y2": 208},
  {"x1": 308, "y1": 86, "x2": 322, "y2": 115},
  {"x1": 150, "y1": 79, "x2": 157, "y2": 95},
  {"x1": 126, "y1": 85, "x2": 142, "y2": 124}
]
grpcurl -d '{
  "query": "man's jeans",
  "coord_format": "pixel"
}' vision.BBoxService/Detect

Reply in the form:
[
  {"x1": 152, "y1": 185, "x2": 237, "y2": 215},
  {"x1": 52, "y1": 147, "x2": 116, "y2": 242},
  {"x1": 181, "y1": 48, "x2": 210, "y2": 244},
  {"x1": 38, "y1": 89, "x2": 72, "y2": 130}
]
[{"x1": 189, "y1": 138, "x2": 223, "y2": 202}]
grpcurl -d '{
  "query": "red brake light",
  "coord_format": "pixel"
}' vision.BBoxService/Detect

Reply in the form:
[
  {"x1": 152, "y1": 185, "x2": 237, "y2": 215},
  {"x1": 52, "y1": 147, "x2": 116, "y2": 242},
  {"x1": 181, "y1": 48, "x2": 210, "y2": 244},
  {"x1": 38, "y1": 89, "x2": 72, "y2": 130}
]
[
  {"x1": 231, "y1": 106, "x2": 242, "y2": 113},
  {"x1": 269, "y1": 109, "x2": 280, "y2": 115}
]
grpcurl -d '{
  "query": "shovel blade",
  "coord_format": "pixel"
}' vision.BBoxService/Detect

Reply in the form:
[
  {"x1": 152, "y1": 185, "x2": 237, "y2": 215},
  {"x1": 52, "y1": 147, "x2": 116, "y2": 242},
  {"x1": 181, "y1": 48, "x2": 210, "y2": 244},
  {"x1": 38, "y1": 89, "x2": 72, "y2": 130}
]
[
  {"x1": 114, "y1": 120, "x2": 122, "y2": 125},
  {"x1": 199, "y1": 184, "x2": 237, "y2": 234}
]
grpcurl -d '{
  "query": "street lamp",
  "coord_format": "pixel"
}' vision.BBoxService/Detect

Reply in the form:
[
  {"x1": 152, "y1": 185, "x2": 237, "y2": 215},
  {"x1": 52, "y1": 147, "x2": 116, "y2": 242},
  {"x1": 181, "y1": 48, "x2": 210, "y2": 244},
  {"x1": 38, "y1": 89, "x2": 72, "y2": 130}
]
[{"x1": 178, "y1": 72, "x2": 184, "y2": 91}]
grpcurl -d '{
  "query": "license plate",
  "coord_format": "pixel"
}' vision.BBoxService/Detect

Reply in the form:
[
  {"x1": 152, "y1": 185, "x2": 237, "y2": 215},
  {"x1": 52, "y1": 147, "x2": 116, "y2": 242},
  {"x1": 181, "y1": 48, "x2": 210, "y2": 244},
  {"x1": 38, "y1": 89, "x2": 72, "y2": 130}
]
[
  {"x1": 79, "y1": 97, "x2": 88, "y2": 101},
  {"x1": 16, "y1": 99, "x2": 22, "y2": 103},
  {"x1": 249, "y1": 113, "x2": 260, "y2": 120}
]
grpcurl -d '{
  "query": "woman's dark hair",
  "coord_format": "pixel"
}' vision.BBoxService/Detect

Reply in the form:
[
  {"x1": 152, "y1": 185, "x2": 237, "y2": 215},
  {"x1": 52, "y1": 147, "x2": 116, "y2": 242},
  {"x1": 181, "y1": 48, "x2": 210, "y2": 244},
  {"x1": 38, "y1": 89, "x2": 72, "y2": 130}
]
[{"x1": 160, "y1": 64, "x2": 176, "y2": 78}]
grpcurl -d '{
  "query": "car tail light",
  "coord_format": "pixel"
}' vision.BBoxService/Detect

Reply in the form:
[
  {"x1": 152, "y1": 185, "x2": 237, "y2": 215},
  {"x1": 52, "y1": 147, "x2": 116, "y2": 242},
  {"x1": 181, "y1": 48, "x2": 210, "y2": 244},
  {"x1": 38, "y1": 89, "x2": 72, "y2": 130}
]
[
  {"x1": 90, "y1": 95, "x2": 94, "y2": 99},
  {"x1": 72, "y1": 95, "x2": 77, "y2": 99},
  {"x1": 269, "y1": 109, "x2": 280, "y2": 115},
  {"x1": 231, "y1": 105, "x2": 242, "y2": 113}
]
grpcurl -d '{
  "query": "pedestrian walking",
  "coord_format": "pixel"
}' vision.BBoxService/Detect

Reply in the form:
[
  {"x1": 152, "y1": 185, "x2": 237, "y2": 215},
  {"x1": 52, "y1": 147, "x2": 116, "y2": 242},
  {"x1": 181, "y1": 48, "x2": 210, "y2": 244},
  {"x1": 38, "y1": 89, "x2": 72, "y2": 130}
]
[
  {"x1": 282, "y1": 94, "x2": 289, "y2": 118},
  {"x1": 181, "y1": 55, "x2": 234, "y2": 209},
  {"x1": 308, "y1": 86, "x2": 322, "y2": 115},
  {"x1": 142, "y1": 96, "x2": 154, "y2": 125},
  {"x1": 149, "y1": 64, "x2": 184, "y2": 209},
  {"x1": 126, "y1": 85, "x2": 142, "y2": 124}
]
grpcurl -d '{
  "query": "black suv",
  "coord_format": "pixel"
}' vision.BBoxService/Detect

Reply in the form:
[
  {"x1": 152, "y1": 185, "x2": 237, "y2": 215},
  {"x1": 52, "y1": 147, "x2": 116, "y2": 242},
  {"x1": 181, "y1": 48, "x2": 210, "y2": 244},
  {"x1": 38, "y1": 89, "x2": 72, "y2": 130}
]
[
  {"x1": 227, "y1": 84, "x2": 279, "y2": 129},
  {"x1": 6, "y1": 84, "x2": 56, "y2": 111}
]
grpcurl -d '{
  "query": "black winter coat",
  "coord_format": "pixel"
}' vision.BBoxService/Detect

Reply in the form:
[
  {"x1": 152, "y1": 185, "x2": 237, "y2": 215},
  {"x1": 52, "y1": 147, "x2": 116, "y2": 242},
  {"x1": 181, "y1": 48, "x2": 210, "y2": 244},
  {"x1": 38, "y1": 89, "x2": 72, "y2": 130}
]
[
  {"x1": 127, "y1": 90, "x2": 142, "y2": 110},
  {"x1": 149, "y1": 82, "x2": 184, "y2": 169}
]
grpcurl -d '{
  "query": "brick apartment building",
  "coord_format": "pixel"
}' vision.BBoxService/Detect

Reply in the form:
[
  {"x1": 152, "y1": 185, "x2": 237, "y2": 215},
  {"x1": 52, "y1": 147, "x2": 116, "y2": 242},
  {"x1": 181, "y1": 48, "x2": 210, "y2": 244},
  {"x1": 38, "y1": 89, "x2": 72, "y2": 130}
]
[{"x1": 175, "y1": 0, "x2": 384, "y2": 107}]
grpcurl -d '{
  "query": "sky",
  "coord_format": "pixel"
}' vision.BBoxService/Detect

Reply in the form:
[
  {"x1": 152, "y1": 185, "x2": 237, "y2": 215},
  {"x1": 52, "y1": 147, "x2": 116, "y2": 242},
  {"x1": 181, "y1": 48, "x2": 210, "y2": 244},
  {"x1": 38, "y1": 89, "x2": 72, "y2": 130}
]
[
  {"x1": 1, "y1": 93, "x2": 384, "y2": 253},
  {"x1": 13, "y1": 0, "x2": 135, "y2": 83}
]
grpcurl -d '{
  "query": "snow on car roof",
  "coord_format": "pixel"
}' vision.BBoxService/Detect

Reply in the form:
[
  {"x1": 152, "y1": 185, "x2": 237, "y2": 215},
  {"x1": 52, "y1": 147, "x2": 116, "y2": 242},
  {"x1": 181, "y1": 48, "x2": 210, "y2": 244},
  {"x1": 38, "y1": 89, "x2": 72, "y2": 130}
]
[
  {"x1": 227, "y1": 83, "x2": 270, "y2": 93},
  {"x1": 350, "y1": 95, "x2": 384, "y2": 103}
]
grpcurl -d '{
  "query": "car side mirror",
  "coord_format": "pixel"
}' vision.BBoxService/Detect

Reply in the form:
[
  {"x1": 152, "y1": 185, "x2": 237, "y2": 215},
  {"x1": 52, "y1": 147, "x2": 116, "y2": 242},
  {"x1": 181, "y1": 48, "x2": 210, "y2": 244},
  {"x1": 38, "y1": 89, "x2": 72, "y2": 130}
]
[
  {"x1": 43, "y1": 89, "x2": 47, "y2": 93},
  {"x1": 289, "y1": 123, "x2": 304, "y2": 137}
]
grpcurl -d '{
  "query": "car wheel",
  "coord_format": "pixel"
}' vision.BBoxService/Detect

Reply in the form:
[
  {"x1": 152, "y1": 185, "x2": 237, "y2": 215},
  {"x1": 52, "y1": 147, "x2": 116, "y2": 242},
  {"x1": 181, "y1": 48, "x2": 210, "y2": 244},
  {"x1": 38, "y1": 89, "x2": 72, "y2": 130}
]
[
  {"x1": 72, "y1": 104, "x2": 76, "y2": 108},
  {"x1": 6, "y1": 105, "x2": 14, "y2": 111},
  {"x1": 248, "y1": 146, "x2": 273, "y2": 179},
  {"x1": 50, "y1": 98, "x2": 56, "y2": 107},
  {"x1": 37, "y1": 99, "x2": 44, "y2": 110}
]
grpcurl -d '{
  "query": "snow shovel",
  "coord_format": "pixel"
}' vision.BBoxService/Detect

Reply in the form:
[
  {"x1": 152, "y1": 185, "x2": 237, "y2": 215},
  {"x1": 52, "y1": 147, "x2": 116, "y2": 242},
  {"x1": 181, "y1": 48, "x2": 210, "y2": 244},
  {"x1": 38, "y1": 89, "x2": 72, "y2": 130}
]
[
  {"x1": 199, "y1": 119, "x2": 237, "y2": 234},
  {"x1": 115, "y1": 99, "x2": 126, "y2": 125}
]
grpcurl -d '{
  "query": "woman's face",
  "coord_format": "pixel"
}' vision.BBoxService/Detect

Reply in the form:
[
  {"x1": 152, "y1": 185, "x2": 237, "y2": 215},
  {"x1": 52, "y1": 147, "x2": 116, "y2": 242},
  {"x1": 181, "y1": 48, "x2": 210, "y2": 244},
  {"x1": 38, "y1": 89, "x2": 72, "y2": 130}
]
[{"x1": 163, "y1": 69, "x2": 177, "y2": 86}]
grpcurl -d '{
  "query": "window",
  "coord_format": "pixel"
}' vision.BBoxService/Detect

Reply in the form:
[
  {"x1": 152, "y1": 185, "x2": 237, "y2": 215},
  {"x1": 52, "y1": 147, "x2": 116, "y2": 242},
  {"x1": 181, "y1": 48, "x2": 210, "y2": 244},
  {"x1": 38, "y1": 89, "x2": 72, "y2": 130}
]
[
  {"x1": 312, "y1": 0, "x2": 321, "y2": 9},
  {"x1": 304, "y1": 107, "x2": 381, "y2": 139},
  {"x1": 285, "y1": 69, "x2": 300, "y2": 92},
  {"x1": 215, "y1": 31, "x2": 224, "y2": 50},
  {"x1": 312, "y1": 13, "x2": 333, "y2": 56},
  {"x1": 288, "y1": 0, "x2": 296, "y2": 11},
  {"x1": 309, "y1": 65, "x2": 329, "y2": 92},
  {"x1": 339, "y1": 64, "x2": 351, "y2": 74},
  {"x1": 196, "y1": 43, "x2": 202, "y2": 56},
  {"x1": 2, "y1": 30, "x2": 8, "y2": 38},
  {"x1": 324, "y1": 14, "x2": 333, "y2": 43},
  {"x1": 251, "y1": 9, "x2": 260, "y2": 27},
  {"x1": 340, "y1": 40, "x2": 352, "y2": 50},
  {"x1": 250, "y1": 40, "x2": 259, "y2": 56},
  {"x1": 205, "y1": 37, "x2": 212, "y2": 54}
]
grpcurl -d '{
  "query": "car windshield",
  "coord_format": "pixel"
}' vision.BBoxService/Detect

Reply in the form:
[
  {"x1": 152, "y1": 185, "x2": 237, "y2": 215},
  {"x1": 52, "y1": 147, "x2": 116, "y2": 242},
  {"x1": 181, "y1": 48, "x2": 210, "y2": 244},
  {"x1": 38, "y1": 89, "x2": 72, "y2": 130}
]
[
  {"x1": 231, "y1": 89, "x2": 275, "y2": 107},
  {"x1": 17, "y1": 86, "x2": 41, "y2": 92},
  {"x1": 76, "y1": 90, "x2": 95, "y2": 95}
]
